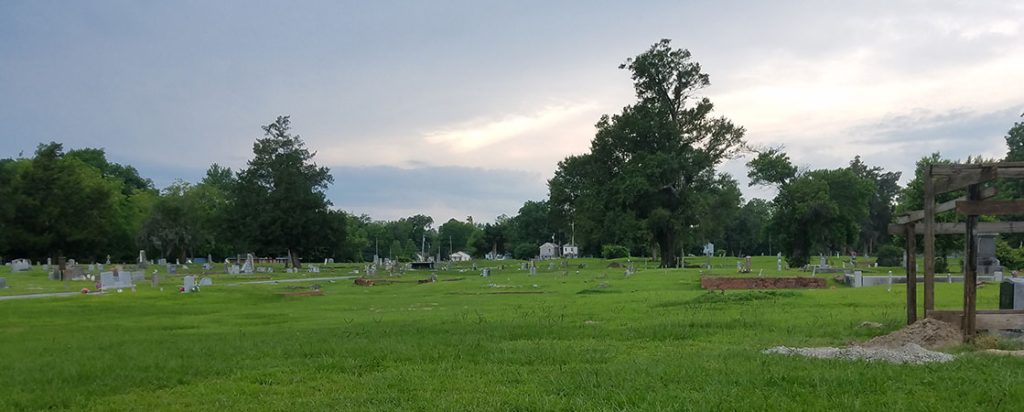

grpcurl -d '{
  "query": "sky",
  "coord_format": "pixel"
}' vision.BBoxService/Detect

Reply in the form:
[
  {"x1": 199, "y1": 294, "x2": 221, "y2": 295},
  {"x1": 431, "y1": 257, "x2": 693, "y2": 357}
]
[{"x1": 2, "y1": 0, "x2": 1023, "y2": 224}]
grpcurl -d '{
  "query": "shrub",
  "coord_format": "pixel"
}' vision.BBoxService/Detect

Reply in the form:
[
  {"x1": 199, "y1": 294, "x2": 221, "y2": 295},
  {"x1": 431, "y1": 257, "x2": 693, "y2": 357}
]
[
  {"x1": 601, "y1": 244, "x2": 629, "y2": 259},
  {"x1": 513, "y1": 243, "x2": 536, "y2": 260},
  {"x1": 876, "y1": 245, "x2": 903, "y2": 267}
]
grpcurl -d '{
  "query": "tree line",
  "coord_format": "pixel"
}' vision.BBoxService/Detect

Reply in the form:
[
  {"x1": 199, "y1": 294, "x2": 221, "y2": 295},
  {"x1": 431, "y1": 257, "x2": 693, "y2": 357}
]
[{"x1": 2, "y1": 39, "x2": 1021, "y2": 268}]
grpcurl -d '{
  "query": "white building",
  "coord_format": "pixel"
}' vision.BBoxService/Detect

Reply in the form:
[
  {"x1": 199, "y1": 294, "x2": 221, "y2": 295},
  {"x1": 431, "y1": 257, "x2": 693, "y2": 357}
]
[
  {"x1": 562, "y1": 244, "x2": 578, "y2": 258},
  {"x1": 539, "y1": 242, "x2": 559, "y2": 259},
  {"x1": 449, "y1": 251, "x2": 471, "y2": 262}
]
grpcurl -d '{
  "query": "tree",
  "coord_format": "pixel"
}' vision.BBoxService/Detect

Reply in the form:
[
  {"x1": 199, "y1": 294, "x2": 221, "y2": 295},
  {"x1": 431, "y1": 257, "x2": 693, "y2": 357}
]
[
  {"x1": 848, "y1": 156, "x2": 900, "y2": 255},
  {"x1": 746, "y1": 147, "x2": 797, "y2": 187},
  {"x1": 5, "y1": 143, "x2": 123, "y2": 260},
  {"x1": 548, "y1": 39, "x2": 746, "y2": 267},
  {"x1": 769, "y1": 168, "x2": 874, "y2": 267},
  {"x1": 232, "y1": 116, "x2": 334, "y2": 267}
]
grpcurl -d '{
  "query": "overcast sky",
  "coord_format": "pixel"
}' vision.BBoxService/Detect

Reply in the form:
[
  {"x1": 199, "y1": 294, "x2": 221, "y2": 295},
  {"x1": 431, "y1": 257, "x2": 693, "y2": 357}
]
[{"x1": 2, "y1": 1, "x2": 1022, "y2": 224}]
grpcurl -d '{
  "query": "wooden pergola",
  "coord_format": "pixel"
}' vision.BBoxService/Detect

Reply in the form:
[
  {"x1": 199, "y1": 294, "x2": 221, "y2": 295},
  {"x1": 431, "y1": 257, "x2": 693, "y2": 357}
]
[{"x1": 888, "y1": 162, "x2": 1024, "y2": 340}]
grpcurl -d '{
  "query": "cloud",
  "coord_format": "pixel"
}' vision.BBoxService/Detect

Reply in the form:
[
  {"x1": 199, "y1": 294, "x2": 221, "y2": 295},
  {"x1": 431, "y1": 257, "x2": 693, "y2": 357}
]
[
  {"x1": 423, "y1": 103, "x2": 596, "y2": 152},
  {"x1": 328, "y1": 165, "x2": 546, "y2": 223}
]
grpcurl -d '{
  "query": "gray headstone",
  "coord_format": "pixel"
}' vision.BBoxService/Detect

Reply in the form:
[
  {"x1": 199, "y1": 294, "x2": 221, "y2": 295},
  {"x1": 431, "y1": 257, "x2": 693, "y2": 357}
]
[
  {"x1": 1013, "y1": 279, "x2": 1024, "y2": 310},
  {"x1": 199, "y1": 277, "x2": 213, "y2": 286},
  {"x1": 151, "y1": 274, "x2": 159, "y2": 287},
  {"x1": 183, "y1": 275, "x2": 196, "y2": 292},
  {"x1": 0, "y1": 277, "x2": 7, "y2": 289},
  {"x1": 100, "y1": 271, "x2": 134, "y2": 290}
]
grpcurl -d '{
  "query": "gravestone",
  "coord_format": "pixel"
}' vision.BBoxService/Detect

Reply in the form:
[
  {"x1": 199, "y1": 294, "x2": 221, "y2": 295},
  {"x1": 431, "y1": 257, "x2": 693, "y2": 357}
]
[
  {"x1": 100, "y1": 271, "x2": 134, "y2": 290},
  {"x1": 106, "y1": 255, "x2": 111, "y2": 265},
  {"x1": 182, "y1": 275, "x2": 196, "y2": 292},
  {"x1": 819, "y1": 255, "x2": 828, "y2": 268},
  {"x1": 0, "y1": 278, "x2": 7, "y2": 289},
  {"x1": 88, "y1": 264, "x2": 96, "y2": 272},
  {"x1": 776, "y1": 253, "x2": 782, "y2": 272},
  {"x1": 241, "y1": 253, "x2": 255, "y2": 274},
  {"x1": 1012, "y1": 279, "x2": 1024, "y2": 310},
  {"x1": 976, "y1": 233, "x2": 1002, "y2": 276},
  {"x1": 157, "y1": 258, "x2": 167, "y2": 265},
  {"x1": 10, "y1": 259, "x2": 30, "y2": 272},
  {"x1": 228, "y1": 265, "x2": 241, "y2": 275},
  {"x1": 130, "y1": 272, "x2": 145, "y2": 282},
  {"x1": 199, "y1": 277, "x2": 213, "y2": 286},
  {"x1": 65, "y1": 265, "x2": 86, "y2": 280},
  {"x1": 481, "y1": 268, "x2": 490, "y2": 277},
  {"x1": 97, "y1": 263, "x2": 104, "y2": 272},
  {"x1": 138, "y1": 250, "x2": 147, "y2": 268},
  {"x1": 167, "y1": 265, "x2": 177, "y2": 274},
  {"x1": 151, "y1": 274, "x2": 159, "y2": 287}
]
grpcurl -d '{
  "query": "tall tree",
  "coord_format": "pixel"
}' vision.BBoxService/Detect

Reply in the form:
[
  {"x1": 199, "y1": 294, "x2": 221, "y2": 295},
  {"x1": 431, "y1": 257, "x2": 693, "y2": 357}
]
[
  {"x1": 848, "y1": 156, "x2": 900, "y2": 255},
  {"x1": 549, "y1": 39, "x2": 746, "y2": 267},
  {"x1": 233, "y1": 116, "x2": 334, "y2": 267}
]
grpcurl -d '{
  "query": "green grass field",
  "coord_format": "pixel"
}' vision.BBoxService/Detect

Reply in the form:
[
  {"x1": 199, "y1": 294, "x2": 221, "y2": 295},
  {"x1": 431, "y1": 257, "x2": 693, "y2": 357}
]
[{"x1": 1, "y1": 258, "x2": 1020, "y2": 411}]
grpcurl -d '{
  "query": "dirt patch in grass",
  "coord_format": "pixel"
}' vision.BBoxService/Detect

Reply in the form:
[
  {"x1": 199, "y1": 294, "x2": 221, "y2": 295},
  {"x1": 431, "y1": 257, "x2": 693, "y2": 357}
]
[
  {"x1": 577, "y1": 289, "x2": 621, "y2": 295},
  {"x1": 280, "y1": 290, "x2": 323, "y2": 297},
  {"x1": 701, "y1": 276, "x2": 826, "y2": 289},
  {"x1": 861, "y1": 318, "x2": 962, "y2": 349},
  {"x1": 655, "y1": 291, "x2": 797, "y2": 308}
]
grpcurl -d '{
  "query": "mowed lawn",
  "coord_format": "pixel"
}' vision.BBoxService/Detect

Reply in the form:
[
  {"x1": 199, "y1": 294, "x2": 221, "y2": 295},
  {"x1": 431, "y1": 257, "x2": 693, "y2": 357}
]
[{"x1": 1, "y1": 259, "x2": 1021, "y2": 411}]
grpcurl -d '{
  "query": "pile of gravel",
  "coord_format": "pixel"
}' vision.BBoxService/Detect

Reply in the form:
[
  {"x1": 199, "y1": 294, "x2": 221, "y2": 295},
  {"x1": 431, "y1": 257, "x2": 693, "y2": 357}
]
[
  {"x1": 763, "y1": 343, "x2": 955, "y2": 364},
  {"x1": 862, "y1": 318, "x2": 962, "y2": 349}
]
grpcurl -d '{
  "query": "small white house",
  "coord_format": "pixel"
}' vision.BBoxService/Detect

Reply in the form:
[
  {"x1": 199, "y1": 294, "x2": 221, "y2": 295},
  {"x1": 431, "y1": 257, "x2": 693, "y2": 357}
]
[
  {"x1": 539, "y1": 242, "x2": 559, "y2": 259},
  {"x1": 562, "y1": 244, "x2": 578, "y2": 258},
  {"x1": 450, "y1": 251, "x2": 471, "y2": 262}
]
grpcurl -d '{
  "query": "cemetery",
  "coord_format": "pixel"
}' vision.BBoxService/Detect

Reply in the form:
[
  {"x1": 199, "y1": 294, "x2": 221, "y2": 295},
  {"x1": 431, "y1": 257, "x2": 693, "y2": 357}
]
[
  {"x1": 2, "y1": 250, "x2": 1024, "y2": 410},
  {"x1": 2, "y1": 7, "x2": 1023, "y2": 408}
]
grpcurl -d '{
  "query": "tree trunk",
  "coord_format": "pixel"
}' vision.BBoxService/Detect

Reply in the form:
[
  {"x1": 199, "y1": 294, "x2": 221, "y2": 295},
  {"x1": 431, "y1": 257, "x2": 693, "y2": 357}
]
[
  {"x1": 289, "y1": 249, "x2": 302, "y2": 268},
  {"x1": 657, "y1": 231, "x2": 677, "y2": 268}
]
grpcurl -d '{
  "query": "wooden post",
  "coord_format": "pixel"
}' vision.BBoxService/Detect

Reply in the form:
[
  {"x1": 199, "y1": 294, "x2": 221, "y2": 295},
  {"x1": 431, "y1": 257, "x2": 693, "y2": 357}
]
[
  {"x1": 963, "y1": 184, "x2": 980, "y2": 340},
  {"x1": 906, "y1": 223, "x2": 917, "y2": 324},
  {"x1": 923, "y1": 165, "x2": 936, "y2": 314}
]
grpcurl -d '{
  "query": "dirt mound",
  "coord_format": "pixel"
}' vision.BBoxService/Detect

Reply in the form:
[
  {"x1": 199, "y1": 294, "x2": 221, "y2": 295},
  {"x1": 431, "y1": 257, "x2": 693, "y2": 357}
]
[{"x1": 861, "y1": 318, "x2": 962, "y2": 349}]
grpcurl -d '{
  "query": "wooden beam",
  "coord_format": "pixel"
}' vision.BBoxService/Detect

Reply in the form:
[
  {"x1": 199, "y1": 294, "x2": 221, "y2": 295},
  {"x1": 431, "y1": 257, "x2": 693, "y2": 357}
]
[
  {"x1": 931, "y1": 162, "x2": 1024, "y2": 174},
  {"x1": 888, "y1": 221, "x2": 1024, "y2": 235},
  {"x1": 923, "y1": 166, "x2": 935, "y2": 314},
  {"x1": 905, "y1": 223, "x2": 917, "y2": 325},
  {"x1": 955, "y1": 199, "x2": 1024, "y2": 216},
  {"x1": 933, "y1": 167, "x2": 998, "y2": 194},
  {"x1": 963, "y1": 184, "x2": 980, "y2": 340},
  {"x1": 894, "y1": 187, "x2": 997, "y2": 224}
]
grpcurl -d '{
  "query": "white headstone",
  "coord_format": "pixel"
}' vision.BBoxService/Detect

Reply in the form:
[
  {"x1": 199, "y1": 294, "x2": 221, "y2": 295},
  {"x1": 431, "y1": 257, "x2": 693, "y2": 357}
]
[{"x1": 10, "y1": 259, "x2": 31, "y2": 272}]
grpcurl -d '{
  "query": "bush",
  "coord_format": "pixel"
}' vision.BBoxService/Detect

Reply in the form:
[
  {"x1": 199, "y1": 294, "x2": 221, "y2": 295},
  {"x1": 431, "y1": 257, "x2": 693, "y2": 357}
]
[
  {"x1": 512, "y1": 243, "x2": 536, "y2": 260},
  {"x1": 876, "y1": 245, "x2": 903, "y2": 267},
  {"x1": 935, "y1": 256, "x2": 948, "y2": 273},
  {"x1": 601, "y1": 244, "x2": 629, "y2": 259},
  {"x1": 996, "y1": 238, "x2": 1024, "y2": 270}
]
